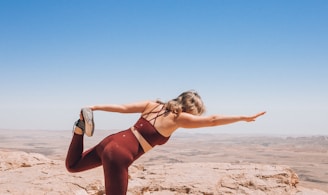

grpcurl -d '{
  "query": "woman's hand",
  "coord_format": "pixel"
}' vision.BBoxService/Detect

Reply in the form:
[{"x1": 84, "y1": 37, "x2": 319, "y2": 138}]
[{"x1": 243, "y1": 112, "x2": 266, "y2": 122}]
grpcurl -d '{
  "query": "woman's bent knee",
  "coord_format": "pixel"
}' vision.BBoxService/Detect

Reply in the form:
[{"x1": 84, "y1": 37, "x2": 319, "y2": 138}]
[{"x1": 65, "y1": 160, "x2": 79, "y2": 173}]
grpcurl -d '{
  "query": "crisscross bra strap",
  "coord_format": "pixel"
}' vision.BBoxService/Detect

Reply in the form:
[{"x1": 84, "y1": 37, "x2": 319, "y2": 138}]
[{"x1": 142, "y1": 104, "x2": 167, "y2": 126}]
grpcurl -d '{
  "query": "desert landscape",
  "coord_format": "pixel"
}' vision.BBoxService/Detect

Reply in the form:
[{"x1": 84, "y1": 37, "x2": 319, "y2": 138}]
[{"x1": 1, "y1": 129, "x2": 327, "y2": 194}]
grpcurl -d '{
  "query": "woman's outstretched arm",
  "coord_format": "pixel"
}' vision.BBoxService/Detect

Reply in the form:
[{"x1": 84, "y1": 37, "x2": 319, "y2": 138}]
[
  {"x1": 89, "y1": 101, "x2": 150, "y2": 113},
  {"x1": 176, "y1": 111, "x2": 266, "y2": 129}
]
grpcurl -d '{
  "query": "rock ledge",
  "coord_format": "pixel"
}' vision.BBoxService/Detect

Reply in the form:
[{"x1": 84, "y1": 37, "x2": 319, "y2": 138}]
[{"x1": 0, "y1": 150, "x2": 327, "y2": 195}]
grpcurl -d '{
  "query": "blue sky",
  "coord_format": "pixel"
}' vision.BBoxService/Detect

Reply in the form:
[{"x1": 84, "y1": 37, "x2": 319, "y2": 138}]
[{"x1": 1, "y1": 0, "x2": 327, "y2": 135}]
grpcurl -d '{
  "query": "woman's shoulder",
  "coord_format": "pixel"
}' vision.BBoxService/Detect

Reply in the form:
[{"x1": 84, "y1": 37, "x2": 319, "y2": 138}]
[
  {"x1": 140, "y1": 100, "x2": 166, "y2": 115},
  {"x1": 145, "y1": 100, "x2": 164, "y2": 107}
]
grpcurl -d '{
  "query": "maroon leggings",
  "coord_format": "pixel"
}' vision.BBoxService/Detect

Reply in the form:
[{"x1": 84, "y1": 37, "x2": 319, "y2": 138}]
[{"x1": 66, "y1": 129, "x2": 144, "y2": 195}]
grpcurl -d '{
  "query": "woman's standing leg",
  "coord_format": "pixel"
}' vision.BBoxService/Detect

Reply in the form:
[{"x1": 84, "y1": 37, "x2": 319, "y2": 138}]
[
  {"x1": 100, "y1": 130, "x2": 144, "y2": 195},
  {"x1": 102, "y1": 142, "x2": 132, "y2": 195}
]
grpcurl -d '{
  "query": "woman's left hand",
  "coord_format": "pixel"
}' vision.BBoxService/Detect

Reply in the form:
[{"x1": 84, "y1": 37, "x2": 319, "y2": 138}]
[{"x1": 243, "y1": 111, "x2": 266, "y2": 122}]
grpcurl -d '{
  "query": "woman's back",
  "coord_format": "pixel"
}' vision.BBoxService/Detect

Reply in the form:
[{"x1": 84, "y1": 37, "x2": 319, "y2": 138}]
[{"x1": 141, "y1": 101, "x2": 179, "y2": 137}]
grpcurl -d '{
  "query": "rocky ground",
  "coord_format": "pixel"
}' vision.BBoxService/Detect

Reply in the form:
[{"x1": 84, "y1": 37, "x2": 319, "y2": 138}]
[
  {"x1": 0, "y1": 150, "x2": 327, "y2": 195},
  {"x1": 1, "y1": 129, "x2": 327, "y2": 194}
]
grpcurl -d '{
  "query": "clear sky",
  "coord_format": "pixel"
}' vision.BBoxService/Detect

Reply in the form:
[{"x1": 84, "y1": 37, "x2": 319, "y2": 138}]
[{"x1": 1, "y1": 0, "x2": 327, "y2": 135}]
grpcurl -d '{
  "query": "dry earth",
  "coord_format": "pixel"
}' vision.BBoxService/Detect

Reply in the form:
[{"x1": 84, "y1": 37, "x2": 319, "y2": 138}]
[{"x1": 0, "y1": 129, "x2": 327, "y2": 194}]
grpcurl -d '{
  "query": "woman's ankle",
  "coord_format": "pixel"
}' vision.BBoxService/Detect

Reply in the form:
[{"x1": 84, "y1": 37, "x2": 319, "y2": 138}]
[{"x1": 74, "y1": 127, "x2": 84, "y2": 135}]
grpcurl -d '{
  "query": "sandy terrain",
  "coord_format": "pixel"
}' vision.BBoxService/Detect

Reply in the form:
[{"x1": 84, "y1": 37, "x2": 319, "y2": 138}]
[{"x1": 0, "y1": 129, "x2": 327, "y2": 193}]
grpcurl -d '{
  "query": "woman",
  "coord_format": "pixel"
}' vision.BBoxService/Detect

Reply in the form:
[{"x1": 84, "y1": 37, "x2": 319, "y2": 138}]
[{"x1": 66, "y1": 90, "x2": 265, "y2": 195}]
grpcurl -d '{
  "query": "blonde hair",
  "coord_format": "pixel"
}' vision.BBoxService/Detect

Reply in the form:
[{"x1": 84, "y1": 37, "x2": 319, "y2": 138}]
[{"x1": 158, "y1": 90, "x2": 205, "y2": 116}]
